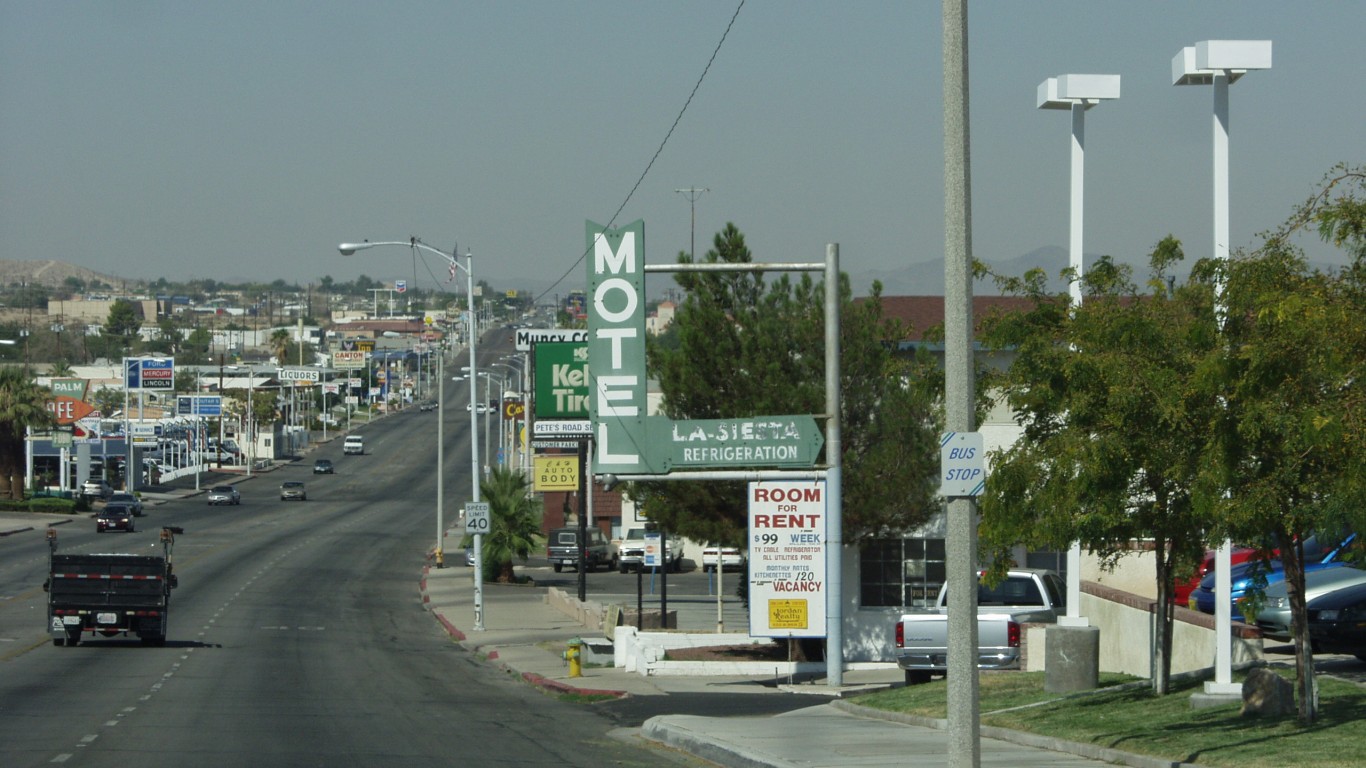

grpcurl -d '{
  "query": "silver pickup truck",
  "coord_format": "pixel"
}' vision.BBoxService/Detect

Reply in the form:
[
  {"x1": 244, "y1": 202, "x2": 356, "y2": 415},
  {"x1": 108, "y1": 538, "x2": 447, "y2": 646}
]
[{"x1": 893, "y1": 568, "x2": 1065, "y2": 684}]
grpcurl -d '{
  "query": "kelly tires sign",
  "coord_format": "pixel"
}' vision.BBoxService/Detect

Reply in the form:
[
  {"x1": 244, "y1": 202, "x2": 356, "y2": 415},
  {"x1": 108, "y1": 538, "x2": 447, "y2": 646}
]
[{"x1": 747, "y1": 480, "x2": 827, "y2": 639}]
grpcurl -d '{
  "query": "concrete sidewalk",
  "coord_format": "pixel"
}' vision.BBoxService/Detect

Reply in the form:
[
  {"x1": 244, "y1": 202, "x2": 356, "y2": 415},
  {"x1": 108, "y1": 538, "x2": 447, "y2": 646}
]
[{"x1": 419, "y1": 561, "x2": 1158, "y2": 768}]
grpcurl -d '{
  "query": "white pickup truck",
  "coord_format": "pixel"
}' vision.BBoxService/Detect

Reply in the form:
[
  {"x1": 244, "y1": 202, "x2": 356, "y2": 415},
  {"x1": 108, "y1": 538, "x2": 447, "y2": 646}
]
[
  {"x1": 343, "y1": 435, "x2": 364, "y2": 455},
  {"x1": 893, "y1": 568, "x2": 1065, "y2": 684}
]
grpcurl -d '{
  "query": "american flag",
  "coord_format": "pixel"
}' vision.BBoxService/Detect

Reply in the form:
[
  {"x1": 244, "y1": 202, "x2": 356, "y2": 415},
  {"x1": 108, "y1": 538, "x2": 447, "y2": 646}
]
[{"x1": 448, "y1": 260, "x2": 457, "y2": 284}]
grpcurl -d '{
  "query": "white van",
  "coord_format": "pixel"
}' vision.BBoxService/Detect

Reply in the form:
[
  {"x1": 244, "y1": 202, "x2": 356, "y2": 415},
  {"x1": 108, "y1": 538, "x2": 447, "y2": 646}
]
[{"x1": 343, "y1": 435, "x2": 364, "y2": 455}]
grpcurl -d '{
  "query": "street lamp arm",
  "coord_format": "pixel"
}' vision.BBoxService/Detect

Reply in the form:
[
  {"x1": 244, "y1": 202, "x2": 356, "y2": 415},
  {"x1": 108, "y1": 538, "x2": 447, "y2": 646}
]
[{"x1": 339, "y1": 239, "x2": 471, "y2": 278}]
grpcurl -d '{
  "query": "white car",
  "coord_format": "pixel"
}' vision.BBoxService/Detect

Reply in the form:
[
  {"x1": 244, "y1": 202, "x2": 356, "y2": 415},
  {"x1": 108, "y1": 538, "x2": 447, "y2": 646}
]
[{"x1": 701, "y1": 544, "x2": 747, "y2": 573}]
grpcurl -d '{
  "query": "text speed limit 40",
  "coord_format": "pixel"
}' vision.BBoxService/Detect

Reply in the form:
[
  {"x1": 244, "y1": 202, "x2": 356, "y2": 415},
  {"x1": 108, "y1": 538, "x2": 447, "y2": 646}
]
[{"x1": 464, "y1": 502, "x2": 491, "y2": 534}]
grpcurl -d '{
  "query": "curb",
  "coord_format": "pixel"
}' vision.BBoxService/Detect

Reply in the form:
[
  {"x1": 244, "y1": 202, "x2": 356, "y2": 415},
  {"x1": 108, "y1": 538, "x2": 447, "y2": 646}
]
[{"x1": 419, "y1": 567, "x2": 627, "y2": 699}]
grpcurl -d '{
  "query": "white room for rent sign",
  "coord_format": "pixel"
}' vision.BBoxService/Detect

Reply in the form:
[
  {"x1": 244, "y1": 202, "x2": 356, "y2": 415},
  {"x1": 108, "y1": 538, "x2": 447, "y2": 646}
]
[{"x1": 747, "y1": 480, "x2": 827, "y2": 638}]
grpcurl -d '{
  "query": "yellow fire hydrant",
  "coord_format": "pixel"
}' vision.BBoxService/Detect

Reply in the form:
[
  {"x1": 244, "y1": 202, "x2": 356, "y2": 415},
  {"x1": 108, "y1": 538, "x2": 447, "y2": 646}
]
[{"x1": 564, "y1": 637, "x2": 583, "y2": 678}]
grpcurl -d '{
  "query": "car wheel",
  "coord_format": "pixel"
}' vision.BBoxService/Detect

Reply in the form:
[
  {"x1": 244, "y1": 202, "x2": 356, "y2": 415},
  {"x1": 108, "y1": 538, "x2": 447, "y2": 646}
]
[{"x1": 619, "y1": 562, "x2": 629, "y2": 574}]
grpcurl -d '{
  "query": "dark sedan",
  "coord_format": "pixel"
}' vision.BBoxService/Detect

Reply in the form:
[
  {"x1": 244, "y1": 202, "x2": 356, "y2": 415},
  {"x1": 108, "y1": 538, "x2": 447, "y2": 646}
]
[
  {"x1": 313, "y1": 459, "x2": 335, "y2": 474},
  {"x1": 1307, "y1": 581, "x2": 1366, "y2": 661},
  {"x1": 96, "y1": 505, "x2": 136, "y2": 533}
]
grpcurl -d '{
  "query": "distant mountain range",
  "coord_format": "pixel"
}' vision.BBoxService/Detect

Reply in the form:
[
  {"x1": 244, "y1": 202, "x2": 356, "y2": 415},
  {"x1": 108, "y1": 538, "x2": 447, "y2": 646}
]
[{"x1": 12, "y1": 248, "x2": 1342, "y2": 303}]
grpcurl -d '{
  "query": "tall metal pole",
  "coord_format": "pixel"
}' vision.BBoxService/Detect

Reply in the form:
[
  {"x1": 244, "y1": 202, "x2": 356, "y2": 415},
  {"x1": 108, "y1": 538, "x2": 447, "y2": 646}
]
[
  {"x1": 823, "y1": 243, "x2": 844, "y2": 687},
  {"x1": 435, "y1": 345, "x2": 445, "y2": 567},
  {"x1": 674, "y1": 187, "x2": 709, "y2": 259},
  {"x1": 943, "y1": 2, "x2": 980, "y2": 766},
  {"x1": 464, "y1": 250, "x2": 483, "y2": 631}
]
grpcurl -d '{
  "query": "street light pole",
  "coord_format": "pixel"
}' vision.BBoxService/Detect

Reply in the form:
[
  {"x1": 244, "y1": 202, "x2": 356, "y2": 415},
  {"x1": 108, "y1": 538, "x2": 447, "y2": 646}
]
[
  {"x1": 1172, "y1": 39, "x2": 1271, "y2": 699},
  {"x1": 1037, "y1": 73, "x2": 1120, "y2": 630},
  {"x1": 340, "y1": 238, "x2": 483, "y2": 629}
]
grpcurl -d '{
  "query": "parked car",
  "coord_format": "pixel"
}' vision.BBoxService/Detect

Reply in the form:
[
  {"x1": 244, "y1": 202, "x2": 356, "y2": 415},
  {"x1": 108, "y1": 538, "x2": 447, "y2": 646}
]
[
  {"x1": 80, "y1": 478, "x2": 113, "y2": 500},
  {"x1": 1306, "y1": 581, "x2": 1366, "y2": 661},
  {"x1": 96, "y1": 505, "x2": 136, "y2": 533},
  {"x1": 1254, "y1": 566, "x2": 1366, "y2": 642},
  {"x1": 701, "y1": 544, "x2": 746, "y2": 573},
  {"x1": 1190, "y1": 531, "x2": 1359, "y2": 617},
  {"x1": 546, "y1": 527, "x2": 615, "y2": 572},
  {"x1": 280, "y1": 481, "x2": 307, "y2": 501},
  {"x1": 107, "y1": 492, "x2": 144, "y2": 517},
  {"x1": 207, "y1": 485, "x2": 241, "y2": 506},
  {"x1": 617, "y1": 527, "x2": 683, "y2": 573},
  {"x1": 313, "y1": 459, "x2": 335, "y2": 474},
  {"x1": 1173, "y1": 545, "x2": 1263, "y2": 606},
  {"x1": 894, "y1": 568, "x2": 1066, "y2": 684}
]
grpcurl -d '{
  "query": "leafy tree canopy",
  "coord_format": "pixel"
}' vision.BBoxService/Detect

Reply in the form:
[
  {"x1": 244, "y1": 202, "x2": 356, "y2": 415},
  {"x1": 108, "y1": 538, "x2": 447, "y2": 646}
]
[{"x1": 635, "y1": 223, "x2": 942, "y2": 548}]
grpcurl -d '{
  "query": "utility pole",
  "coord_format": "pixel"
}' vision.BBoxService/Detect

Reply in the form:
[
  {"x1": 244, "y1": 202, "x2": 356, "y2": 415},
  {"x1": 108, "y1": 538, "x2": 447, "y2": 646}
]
[{"x1": 674, "y1": 187, "x2": 709, "y2": 259}]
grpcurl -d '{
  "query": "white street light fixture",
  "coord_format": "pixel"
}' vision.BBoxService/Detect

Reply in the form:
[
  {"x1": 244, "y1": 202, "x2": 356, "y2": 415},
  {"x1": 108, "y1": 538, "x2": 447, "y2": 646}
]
[
  {"x1": 1172, "y1": 39, "x2": 1271, "y2": 699},
  {"x1": 340, "y1": 238, "x2": 485, "y2": 631},
  {"x1": 1037, "y1": 73, "x2": 1119, "y2": 631}
]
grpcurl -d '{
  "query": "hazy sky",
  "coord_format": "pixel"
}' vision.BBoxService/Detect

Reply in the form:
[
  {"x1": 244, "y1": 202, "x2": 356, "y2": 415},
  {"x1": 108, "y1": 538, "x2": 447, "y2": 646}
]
[{"x1": 2, "y1": 1, "x2": 1361, "y2": 300}]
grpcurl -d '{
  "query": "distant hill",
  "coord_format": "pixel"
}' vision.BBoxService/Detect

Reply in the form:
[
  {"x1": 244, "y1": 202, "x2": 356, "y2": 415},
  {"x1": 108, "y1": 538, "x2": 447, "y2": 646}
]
[
  {"x1": 846, "y1": 246, "x2": 1212, "y2": 298},
  {"x1": 0, "y1": 259, "x2": 132, "y2": 291}
]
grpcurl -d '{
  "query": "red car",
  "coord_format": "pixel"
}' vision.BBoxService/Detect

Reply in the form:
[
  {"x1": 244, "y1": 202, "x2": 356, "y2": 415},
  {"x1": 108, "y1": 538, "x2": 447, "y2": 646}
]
[
  {"x1": 96, "y1": 505, "x2": 136, "y2": 533},
  {"x1": 1173, "y1": 545, "x2": 1262, "y2": 605}
]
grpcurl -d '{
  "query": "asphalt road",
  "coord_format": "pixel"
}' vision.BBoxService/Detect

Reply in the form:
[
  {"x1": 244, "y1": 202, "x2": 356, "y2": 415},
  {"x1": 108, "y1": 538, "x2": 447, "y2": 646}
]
[{"x1": 0, "y1": 382, "x2": 674, "y2": 767}]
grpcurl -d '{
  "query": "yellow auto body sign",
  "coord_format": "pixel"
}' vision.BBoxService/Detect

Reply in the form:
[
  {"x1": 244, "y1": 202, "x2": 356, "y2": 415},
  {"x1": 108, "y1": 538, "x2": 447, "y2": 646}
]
[{"x1": 534, "y1": 456, "x2": 578, "y2": 491}]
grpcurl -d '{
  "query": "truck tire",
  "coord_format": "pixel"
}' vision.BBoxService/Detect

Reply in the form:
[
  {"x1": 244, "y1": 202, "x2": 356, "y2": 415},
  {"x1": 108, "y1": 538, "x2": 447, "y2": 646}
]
[
  {"x1": 65, "y1": 629, "x2": 81, "y2": 647},
  {"x1": 53, "y1": 638, "x2": 65, "y2": 647},
  {"x1": 619, "y1": 562, "x2": 629, "y2": 574},
  {"x1": 552, "y1": 563, "x2": 563, "y2": 573}
]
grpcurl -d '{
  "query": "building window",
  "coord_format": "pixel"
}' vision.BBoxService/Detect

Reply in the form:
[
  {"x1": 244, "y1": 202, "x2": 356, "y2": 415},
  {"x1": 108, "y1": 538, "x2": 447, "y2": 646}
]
[{"x1": 859, "y1": 537, "x2": 946, "y2": 608}]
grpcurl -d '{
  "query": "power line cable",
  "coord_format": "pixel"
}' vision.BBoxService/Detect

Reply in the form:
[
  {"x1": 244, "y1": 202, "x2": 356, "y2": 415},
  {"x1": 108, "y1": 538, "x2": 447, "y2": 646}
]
[{"x1": 533, "y1": 0, "x2": 745, "y2": 307}]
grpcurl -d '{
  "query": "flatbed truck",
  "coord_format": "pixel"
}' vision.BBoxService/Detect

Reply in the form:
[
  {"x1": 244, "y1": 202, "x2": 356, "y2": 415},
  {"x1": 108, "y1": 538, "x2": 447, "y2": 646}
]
[{"x1": 44, "y1": 526, "x2": 183, "y2": 647}]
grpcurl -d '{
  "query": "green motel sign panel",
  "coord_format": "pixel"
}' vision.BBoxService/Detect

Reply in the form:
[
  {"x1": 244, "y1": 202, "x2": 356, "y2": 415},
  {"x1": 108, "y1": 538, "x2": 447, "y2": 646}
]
[
  {"x1": 650, "y1": 415, "x2": 823, "y2": 470},
  {"x1": 534, "y1": 341, "x2": 589, "y2": 419},
  {"x1": 585, "y1": 218, "x2": 823, "y2": 473}
]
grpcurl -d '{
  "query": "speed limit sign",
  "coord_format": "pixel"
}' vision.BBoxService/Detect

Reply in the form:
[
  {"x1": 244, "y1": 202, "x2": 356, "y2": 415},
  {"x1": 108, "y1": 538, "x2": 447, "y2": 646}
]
[{"x1": 464, "y1": 502, "x2": 491, "y2": 534}]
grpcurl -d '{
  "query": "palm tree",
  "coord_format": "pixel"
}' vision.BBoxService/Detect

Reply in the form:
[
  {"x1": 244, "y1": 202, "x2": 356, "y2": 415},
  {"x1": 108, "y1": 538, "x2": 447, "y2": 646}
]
[
  {"x1": 49, "y1": 361, "x2": 75, "y2": 378},
  {"x1": 0, "y1": 367, "x2": 54, "y2": 499},
  {"x1": 269, "y1": 329, "x2": 291, "y2": 366},
  {"x1": 470, "y1": 466, "x2": 542, "y2": 583}
]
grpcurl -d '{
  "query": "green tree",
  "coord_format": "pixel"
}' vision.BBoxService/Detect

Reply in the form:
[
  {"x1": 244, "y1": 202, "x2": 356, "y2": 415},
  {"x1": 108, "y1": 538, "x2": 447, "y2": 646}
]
[
  {"x1": 269, "y1": 329, "x2": 291, "y2": 365},
  {"x1": 98, "y1": 299, "x2": 142, "y2": 357},
  {"x1": 638, "y1": 223, "x2": 942, "y2": 548},
  {"x1": 466, "y1": 466, "x2": 542, "y2": 583},
  {"x1": 92, "y1": 387, "x2": 123, "y2": 418},
  {"x1": 178, "y1": 327, "x2": 213, "y2": 366},
  {"x1": 976, "y1": 244, "x2": 1221, "y2": 695},
  {"x1": 1199, "y1": 166, "x2": 1366, "y2": 723},
  {"x1": 0, "y1": 367, "x2": 53, "y2": 499}
]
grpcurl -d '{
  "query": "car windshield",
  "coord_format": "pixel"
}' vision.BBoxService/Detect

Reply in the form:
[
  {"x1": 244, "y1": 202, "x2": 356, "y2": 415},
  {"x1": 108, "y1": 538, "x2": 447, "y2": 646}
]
[
  {"x1": 212, "y1": 486, "x2": 234, "y2": 493},
  {"x1": 283, "y1": 482, "x2": 303, "y2": 488},
  {"x1": 101, "y1": 506, "x2": 129, "y2": 516}
]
